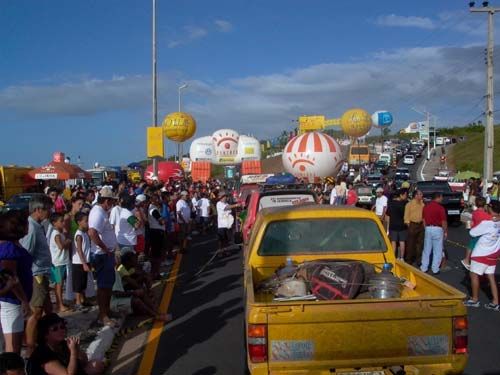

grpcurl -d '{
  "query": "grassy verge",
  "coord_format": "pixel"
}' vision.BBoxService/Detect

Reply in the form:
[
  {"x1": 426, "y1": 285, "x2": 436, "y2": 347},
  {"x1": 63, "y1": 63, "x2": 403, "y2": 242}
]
[{"x1": 448, "y1": 127, "x2": 500, "y2": 173}]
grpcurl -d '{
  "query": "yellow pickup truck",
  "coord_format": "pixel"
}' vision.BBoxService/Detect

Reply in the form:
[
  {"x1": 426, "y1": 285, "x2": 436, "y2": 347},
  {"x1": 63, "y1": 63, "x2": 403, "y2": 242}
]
[{"x1": 244, "y1": 205, "x2": 467, "y2": 375}]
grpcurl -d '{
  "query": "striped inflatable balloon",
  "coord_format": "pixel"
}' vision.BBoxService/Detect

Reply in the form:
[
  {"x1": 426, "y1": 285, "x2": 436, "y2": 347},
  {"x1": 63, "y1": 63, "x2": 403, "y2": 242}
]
[{"x1": 282, "y1": 131, "x2": 343, "y2": 181}]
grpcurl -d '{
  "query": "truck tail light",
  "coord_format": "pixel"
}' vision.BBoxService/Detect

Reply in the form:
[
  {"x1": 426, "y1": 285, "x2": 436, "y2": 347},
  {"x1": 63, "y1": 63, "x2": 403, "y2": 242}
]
[
  {"x1": 453, "y1": 316, "x2": 468, "y2": 354},
  {"x1": 248, "y1": 324, "x2": 268, "y2": 363}
]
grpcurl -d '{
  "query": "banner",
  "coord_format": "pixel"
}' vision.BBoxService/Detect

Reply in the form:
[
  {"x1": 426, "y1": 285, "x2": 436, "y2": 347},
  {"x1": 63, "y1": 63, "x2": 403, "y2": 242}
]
[{"x1": 147, "y1": 127, "x2": 164, "y2": 158}]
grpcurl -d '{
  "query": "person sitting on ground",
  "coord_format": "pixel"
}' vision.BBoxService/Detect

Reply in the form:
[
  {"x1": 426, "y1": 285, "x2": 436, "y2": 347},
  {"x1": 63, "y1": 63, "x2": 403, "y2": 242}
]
[
  {"x1": 28, "y1": 313, "x2": 104, "y2": 375},
  {"x1": 117, "y1": 251, "x2": 152, "y2": 294},
  {"x1": 111, "y1": 263, "x2": 172, "y2": 323},
  {"x1": 0, "y1": 352, "x2": 26, "y2": 375}
]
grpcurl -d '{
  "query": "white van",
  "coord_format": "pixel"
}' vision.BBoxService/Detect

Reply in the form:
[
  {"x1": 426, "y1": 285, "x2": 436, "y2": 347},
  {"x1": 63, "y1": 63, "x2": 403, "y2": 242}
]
[
  {"x1": 378, "y1": 153, "x2": 392, "y2": 165},
  {"x1": 435, "y1": 137, "x2": 444, "y2": 146}
]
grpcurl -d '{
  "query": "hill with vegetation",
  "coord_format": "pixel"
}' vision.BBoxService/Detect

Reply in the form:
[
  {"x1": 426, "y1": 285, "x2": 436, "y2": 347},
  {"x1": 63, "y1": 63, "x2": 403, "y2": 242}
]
[{"x1": 448, "y1": 125, "x2": 500, "y2": 173}]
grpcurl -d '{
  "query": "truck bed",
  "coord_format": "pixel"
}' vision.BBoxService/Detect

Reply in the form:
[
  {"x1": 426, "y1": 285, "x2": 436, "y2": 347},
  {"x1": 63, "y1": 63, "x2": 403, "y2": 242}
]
[{"x1": 247, "y1": 262, "x2": 467, "y2": 374}]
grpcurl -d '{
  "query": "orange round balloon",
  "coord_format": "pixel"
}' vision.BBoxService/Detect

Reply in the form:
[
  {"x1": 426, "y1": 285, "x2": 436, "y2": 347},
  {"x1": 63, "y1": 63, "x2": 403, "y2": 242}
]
[
  {"x1": 341, "y1": 108, "x2": 372, "y2": 138},
  {"x1": 162, "y1": 112, "x2": 197, "y2": 142}
]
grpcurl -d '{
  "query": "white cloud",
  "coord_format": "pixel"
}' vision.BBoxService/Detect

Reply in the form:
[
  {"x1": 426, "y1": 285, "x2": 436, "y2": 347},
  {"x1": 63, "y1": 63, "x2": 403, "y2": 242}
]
[
  {"x1": 168, "y1": 25, "x2": 208, "y2": 48},
  {"x1": 375, "y1": 14, "x2": 436, "y2": 30},
  {"x1": 214, "y1": 19, "x2": 233, "y2": 33},
  {"x1": 0, "y1": 44, "x2": 495, "y2": 138},
  {"x1": 375, "y1": 11, "x2": 486, "y2": 38}
]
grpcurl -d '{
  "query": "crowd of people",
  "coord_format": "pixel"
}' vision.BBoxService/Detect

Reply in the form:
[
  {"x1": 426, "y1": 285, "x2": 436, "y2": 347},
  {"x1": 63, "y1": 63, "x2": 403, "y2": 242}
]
[
  {"x1": 0, "y1": 177, "x2": 232, "y2": 374},
  {"x1": 322, "y1": 175, "x2": 500, "y2": 312}
]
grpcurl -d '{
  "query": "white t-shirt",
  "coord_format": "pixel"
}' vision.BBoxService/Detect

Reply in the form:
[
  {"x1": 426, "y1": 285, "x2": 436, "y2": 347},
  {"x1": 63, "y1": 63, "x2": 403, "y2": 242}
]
[
  {"x1": 116, "y1": 208, "x2": 138, "y2": 246},
  {"x1": 191, "y1": 197, "x2": 200, "y2": 214},
  {"x1": 148, "y1": 204, "x2": 164, "y2": 231},
  {"x1": 470, "y1": 220, "x2": 500, "y2": 257},
  {"x1": 72, "y1": 229, "x2": 91, "y2": 264},
  {"x1": 217, "y1": 201, "x2": 232, "y2": 229},
  {"x1": 49, "y1": 229, "x2": 69, "y2": 267},
  {"x1": 89, "y1": 205, "x2": 117, "y2": 255},
  {"x1": 109, "y1": 206, "x2": 122, "y2": 236},
  {"x1": 375, "y1": 195, "x2": 388, "y2": 216},
  {"x1": 329, "y1": 189, "x2": 337, "y2": 205},
  {"x1": 199, "y1": 198, "x2": 210, "y2": 217},
  {"x1": 176, "y1": 199, "x2": 191, "y2": 223}
]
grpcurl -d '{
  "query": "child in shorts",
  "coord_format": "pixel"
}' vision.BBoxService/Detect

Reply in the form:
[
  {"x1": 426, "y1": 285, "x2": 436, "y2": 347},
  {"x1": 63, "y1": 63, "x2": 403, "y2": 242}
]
[
  {"x1": 464, "y1": 200, "x2": 500, "y2": 310},
  {"x1": 72, "y1": 212, "x2": 92, "y2": 311},
  {"x1": 48, "y1": 213, "x2": 71, "y2": 312}
]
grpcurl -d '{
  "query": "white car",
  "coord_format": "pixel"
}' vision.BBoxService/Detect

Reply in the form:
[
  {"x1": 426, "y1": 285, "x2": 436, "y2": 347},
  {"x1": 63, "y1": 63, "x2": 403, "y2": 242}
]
[{"x1": 403, "y1": 155, "x2": 416, "y2": 165}]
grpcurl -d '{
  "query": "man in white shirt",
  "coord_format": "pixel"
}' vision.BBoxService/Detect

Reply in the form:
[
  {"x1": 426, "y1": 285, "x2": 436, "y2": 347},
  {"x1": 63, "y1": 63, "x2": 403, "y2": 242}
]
[
  {"x1": 198, "y1": 192, "x2": 211, "y2": 234},
  {"x1": 216, "y1": 191, "x2": 240, "y2": 256},
  {"x1": 88, "y1": 186, "x2": 118, "y2": 327},
  {"x1": 372, "y1": 187, "x2": 388, "y2": 228},
  {"x1": 176, "y1": 191, "x2": 191, "y2": 254}
]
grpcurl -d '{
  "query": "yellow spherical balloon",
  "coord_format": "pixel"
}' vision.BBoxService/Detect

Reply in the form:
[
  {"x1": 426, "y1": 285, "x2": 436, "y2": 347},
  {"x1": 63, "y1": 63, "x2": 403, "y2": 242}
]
[
  {"x1": 341, "y1": 108, "x2": 373, "y2": 138},
  {"x1": 162, "y1": 112, "x2": 197, "y2": 142}
]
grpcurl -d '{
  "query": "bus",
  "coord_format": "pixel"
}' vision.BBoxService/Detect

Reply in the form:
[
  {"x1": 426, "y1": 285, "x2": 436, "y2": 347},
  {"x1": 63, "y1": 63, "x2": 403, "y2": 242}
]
[{"x1": 348, "y1": 145, "x2": 370, "y2": 167}]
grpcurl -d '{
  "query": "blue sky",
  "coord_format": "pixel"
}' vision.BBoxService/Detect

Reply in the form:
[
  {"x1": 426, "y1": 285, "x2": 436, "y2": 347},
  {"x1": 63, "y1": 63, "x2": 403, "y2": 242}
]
[{"x1": 0, "y1": 0, "x2": 496, "y2": 166}]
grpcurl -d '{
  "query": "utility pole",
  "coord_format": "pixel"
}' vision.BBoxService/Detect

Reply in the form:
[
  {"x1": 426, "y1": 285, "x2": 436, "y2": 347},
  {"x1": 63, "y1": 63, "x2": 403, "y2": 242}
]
[
  {"x1": 470, "y1": 1, "x2": 499, "y2": 195},
  {"x1": 152, "y1": 0, "x2": 159, "y2": 178}
]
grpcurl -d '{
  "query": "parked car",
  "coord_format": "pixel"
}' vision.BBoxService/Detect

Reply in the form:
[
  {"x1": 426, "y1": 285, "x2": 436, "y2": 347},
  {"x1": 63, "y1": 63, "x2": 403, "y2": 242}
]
[
  {"x1": 242, "y1": 187, "x2": 316, "y2": 244},
  {"x1": 403, "y1": 155, "x2": 416, "y2": 165},
  {"x1": 415, "y1": 181, "x2": 465, "y2": 222},
  {"x1": 365, "y1": 173, "x2": 384, "y2": 188},
  {"x1": 354, "y1": 184, "x2": 374, "y2": 208},
  {"x1": 0, "y1": 193, "x2": 45, "y2": 214}
]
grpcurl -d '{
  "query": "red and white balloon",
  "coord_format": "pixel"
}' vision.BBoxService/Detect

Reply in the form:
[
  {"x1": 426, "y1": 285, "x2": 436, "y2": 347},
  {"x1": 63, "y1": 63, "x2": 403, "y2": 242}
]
[{"x1": 282, "y1": 132, "x2": 343, "y2": 181}]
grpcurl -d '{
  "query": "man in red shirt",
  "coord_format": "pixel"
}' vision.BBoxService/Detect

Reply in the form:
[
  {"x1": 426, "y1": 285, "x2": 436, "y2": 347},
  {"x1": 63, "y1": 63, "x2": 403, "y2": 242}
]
[{"x1": 420, "y1": 192, "x2": 448, "y2": 274}]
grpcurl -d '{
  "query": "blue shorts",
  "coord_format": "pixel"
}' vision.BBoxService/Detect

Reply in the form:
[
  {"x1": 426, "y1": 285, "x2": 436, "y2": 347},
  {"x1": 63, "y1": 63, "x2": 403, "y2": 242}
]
[
  {"x1": 50, "y1": 265, "x2": 66, "y2": 284},
  {"x1": 91, "y1": 253, "x2": 115, "y2": 289}
]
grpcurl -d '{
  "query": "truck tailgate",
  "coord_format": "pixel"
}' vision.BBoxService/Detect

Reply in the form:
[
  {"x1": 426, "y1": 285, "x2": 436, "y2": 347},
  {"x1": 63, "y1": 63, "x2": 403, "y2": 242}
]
[{"x1": 265, "y1": 299, "x2": 466, "y2": 372}]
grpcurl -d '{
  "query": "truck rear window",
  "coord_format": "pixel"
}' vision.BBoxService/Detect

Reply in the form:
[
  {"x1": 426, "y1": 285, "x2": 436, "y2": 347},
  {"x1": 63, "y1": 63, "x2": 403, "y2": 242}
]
[{"x1": 258, "y1": 218, "x2": 387, "y2": 255}]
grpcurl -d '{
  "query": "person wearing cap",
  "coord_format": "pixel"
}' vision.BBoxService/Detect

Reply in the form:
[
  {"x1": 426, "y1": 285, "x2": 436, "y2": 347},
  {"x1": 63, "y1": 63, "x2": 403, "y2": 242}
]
[
  {"x1": 88, "y1": 186, "x2": 118, "y2": 327},
  {"x1": 216, "y1": 191, "x2": 240, "y2": 256},
  {"x1": 372, "y1": 187, "x2": 388, "y2": 226},
  {"x1": 176, "y1": 191, "x2": 191, "y2": 254}
]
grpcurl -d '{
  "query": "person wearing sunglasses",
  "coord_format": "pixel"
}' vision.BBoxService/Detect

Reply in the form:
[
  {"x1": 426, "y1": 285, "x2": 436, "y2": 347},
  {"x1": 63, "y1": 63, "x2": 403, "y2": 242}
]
[{"x1": 28, "y1": 313, "x2": 104, "y2": 375}]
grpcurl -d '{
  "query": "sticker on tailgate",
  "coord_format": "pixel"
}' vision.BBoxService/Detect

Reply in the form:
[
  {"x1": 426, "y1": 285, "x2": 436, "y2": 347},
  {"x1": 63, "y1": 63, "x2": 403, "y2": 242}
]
[
  {"x1": 270, "y1": 340, "x2": 314, "y2": 361},
  {"x1": 408, "y1": 335, "x2": 449, "y2": 356}
]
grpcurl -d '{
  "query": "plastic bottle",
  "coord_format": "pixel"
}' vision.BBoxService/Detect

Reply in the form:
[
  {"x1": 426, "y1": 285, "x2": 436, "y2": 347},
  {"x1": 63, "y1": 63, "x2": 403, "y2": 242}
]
[{"x1": 279, "y1": 257, "x2": 296, "y2": 277}]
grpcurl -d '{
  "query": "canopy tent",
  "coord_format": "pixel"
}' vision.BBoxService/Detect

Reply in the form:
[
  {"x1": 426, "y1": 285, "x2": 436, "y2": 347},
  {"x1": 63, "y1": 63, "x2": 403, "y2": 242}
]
[{"x1": 29, "y1": 162, "x2": 91, "y2": 181}]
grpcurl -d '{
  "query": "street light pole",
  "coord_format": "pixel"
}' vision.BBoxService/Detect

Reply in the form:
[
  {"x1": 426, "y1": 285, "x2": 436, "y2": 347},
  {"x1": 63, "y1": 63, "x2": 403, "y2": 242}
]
[
  {"x1": 177, "y1": 83, "x2": 188, "y2": 163},
  {"x1": 152, "y1": 0, "x2": 158, "y2": 178},
  {"x1": 470, "y1": 2, "x2": 499, "y2": 195}
]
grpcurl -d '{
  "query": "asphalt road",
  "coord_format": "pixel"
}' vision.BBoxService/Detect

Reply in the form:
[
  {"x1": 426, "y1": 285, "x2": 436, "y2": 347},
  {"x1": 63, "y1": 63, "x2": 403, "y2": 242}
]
[{"x1": 146, "y1": 154, "x2": 500, "y2": 375}]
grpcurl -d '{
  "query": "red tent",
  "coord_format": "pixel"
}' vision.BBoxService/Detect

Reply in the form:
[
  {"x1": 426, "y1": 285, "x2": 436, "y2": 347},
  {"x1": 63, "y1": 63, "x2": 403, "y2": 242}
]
[{"x1": 29, "y1": 152, "x2": 91, "y2": 181}]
